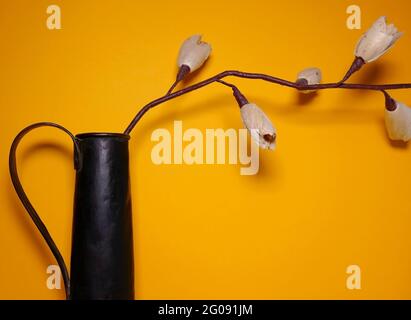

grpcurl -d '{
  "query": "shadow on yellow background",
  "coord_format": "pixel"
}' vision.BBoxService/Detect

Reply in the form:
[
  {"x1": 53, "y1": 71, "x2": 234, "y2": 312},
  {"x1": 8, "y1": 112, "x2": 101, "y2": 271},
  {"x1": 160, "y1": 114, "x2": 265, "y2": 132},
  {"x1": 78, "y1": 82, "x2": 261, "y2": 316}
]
[{"x1": 1, "y1": 0, "x2": 411, "y2": 299}]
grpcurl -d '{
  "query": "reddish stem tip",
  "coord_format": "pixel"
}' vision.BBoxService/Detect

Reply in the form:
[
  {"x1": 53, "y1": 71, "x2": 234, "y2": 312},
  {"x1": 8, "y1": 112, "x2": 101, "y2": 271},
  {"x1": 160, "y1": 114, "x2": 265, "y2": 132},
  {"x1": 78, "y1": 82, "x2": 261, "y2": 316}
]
[{"x1": 383, "y1": 91, "x2": 397, "y2": 111}]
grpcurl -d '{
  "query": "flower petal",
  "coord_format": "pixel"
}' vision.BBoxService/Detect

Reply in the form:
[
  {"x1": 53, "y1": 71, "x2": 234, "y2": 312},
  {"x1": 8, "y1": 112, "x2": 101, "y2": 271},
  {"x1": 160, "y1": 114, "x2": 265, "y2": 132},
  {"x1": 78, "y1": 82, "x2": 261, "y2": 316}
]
[
  {"x1": 240, "y1": 103, "x2": 277, "y2": 150},
  {"x1": 177, "y1": 35, "x2": 212, "y2": 72},
  {"x1": 385, "y1": 101, "x2": 411, "y2": 142},
  {"x1": 354, "y1": 16, "x2": 401, "y2": 62}
]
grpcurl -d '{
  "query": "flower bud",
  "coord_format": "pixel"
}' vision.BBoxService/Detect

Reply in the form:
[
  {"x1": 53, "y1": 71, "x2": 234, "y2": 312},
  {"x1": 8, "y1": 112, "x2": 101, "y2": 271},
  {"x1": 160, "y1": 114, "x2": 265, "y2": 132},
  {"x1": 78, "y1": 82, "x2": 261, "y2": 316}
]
[
  {"x1": 296, "y1": 67, "x2": 322, "y2": 93},
  {"x1": 385, "y1": 100, "x2": 411, "y2": 142},
  {"x1": 177, "y1": 35, "x2": 211, "y2": 72},
  {"x1": 240, "y1": 103, "x2": 276, "y2": 150},
  {"x1": 355, "y1": 16, "x2": 402, "y2": 63}
]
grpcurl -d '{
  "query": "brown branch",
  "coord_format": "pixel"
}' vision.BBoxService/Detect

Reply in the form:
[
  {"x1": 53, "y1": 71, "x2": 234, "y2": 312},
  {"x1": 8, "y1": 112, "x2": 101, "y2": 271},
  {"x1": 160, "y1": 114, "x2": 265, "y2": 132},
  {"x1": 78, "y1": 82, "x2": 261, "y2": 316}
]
[{"x1": 123, "y1": 70, "x2": 411, "y2": 135}]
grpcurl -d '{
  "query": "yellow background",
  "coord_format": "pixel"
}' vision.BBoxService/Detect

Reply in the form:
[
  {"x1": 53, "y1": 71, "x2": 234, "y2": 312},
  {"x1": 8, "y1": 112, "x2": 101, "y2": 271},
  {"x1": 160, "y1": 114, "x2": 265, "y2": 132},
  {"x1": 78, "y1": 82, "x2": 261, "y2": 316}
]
[{"x1": 1, "y1": 0, "x2": 411, "y2": 299}]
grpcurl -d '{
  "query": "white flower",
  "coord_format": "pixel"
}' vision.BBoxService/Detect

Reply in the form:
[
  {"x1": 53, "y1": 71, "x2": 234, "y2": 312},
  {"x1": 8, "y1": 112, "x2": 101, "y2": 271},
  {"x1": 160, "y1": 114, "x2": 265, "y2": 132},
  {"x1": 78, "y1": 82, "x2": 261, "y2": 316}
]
[
  {"x1": 355, "y1": 16, "x2": 402, "y2": 63},
  {"x1": 240, "y1": 103, "x2": 276, "y2": 150},
  {"x1": 297, "y1": 67, "x2": 322, "y2": 93},
  {"x1": 297, "y1": 67, "x2": 322, "y2": 85},
  {"x1": 177, "y1": 35, "x2": 211, "y2": 72},
  {"x1": 385, "y1": 100, "x2": 411, "y2": 142}
]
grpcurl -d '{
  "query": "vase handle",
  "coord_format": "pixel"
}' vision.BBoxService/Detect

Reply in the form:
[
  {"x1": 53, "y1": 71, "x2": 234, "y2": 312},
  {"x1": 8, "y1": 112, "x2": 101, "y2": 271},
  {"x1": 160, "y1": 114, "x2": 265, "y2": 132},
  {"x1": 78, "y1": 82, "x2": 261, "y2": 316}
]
[{"x1": 9, "y1": 122, "x2": 81, "y2": 300}]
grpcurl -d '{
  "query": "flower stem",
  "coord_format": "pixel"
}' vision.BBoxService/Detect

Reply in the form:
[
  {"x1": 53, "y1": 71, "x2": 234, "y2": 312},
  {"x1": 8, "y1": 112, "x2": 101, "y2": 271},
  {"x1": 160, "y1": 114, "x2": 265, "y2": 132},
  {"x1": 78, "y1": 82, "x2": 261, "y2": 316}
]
[
  {"x1": 338, "y1": 57, "x2": 365, "y2": 84},
  {"x1": 166, "y1": 65, "x2": 190, "y2": 95},
  {"x1": 216, "y1": 80, "x2": 248, "y2": 107},
  {"x1": 124, "y1": 70, "x2": 411, "y2": 135},
  {"x1": 382, "y1": 90, "x2": 397, "y2": 111}
]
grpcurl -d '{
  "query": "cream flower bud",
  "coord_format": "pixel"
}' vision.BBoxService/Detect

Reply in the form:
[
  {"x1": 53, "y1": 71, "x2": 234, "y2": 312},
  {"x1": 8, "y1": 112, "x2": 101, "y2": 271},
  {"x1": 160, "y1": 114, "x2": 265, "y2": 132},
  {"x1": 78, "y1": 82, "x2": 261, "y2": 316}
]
[
  {"x1": 385, "y1": 100, "x2": 411, "y2": 142},
  {"x1": 355, "y1": 16, "x2": 402, "y2": 63},
  {"x1": 240, "y1": 103, "x2": 276, "y2": 150},
  {"x1": 297, "y1": 67, "x2": 322, "y2": 85},
  {"x1": 177, "y1": 35, "x2": 211, "y2": 72},
  {"x1": 296, "y1": 67, "x2": 322, "y2": 93}
]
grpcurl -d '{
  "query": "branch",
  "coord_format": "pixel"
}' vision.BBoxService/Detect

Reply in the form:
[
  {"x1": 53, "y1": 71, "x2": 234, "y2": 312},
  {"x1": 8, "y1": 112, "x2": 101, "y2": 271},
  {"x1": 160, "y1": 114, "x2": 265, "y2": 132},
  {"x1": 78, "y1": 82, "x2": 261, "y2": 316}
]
[{"x1": 123, "y1": 70, "x2": 411, "y2": 135}]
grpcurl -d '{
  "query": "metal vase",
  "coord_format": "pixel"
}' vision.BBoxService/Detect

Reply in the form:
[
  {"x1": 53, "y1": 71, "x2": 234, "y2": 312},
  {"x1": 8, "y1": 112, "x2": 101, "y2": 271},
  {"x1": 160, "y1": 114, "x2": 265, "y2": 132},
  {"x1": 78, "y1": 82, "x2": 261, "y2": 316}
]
[{"x1": 9, "y1": 123, "x2": 134, "y2": 300}]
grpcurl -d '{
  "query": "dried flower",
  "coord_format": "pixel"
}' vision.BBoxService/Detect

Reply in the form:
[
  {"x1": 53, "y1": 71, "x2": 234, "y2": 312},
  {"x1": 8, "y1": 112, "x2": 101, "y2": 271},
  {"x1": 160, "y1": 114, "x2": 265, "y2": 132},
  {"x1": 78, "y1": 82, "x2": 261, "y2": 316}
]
[
  {"x1": 215, "y1": 80, "x2": 276, "y2": 150},
  {"x1": 296, "y1": 67, "x2": 322, "y2": 93},
  {"x1": 177, "y1": 35, "x2": 211, "y2": 72},
  {"x1": 385, "y1": 100, "x2": 411, "y2": 142},
  {"x1": 166, "y1": 35, "x2": 213, "y2": 94},
  {"x1": 240, "y1": 103, "x2": 276, "y2": 150},
  {"x1": 217, "y1": 79, "x2": 276, "y2": 150},
  {"x1": 355, "y1": 16, "x2": 402, "y2": 63}
]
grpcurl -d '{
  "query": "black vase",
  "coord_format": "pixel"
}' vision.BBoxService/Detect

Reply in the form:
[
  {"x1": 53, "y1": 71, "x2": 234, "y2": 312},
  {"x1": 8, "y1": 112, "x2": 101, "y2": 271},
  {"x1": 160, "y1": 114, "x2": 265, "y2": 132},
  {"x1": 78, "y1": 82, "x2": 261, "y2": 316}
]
[{"x1": 9, "y1": 123, "x2": 134, "y2": 300}]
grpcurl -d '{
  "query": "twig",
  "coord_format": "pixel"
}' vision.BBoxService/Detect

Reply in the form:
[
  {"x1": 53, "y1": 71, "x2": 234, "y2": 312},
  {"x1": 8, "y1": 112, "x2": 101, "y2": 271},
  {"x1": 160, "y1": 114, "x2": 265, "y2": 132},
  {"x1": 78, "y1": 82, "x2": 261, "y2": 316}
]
[
  {"x1": 124, "y1": 70, "x2": 411, "y2": 135},
  {"x1": 166, "y1": 65, "x2": 191, "y2": 95}
]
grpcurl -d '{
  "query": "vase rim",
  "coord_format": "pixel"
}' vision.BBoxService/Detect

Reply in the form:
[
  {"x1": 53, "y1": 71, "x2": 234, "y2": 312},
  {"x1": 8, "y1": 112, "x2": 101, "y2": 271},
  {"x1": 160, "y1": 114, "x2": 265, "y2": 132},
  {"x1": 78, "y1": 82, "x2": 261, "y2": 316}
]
[{"x1": 76, "y1": 132, "x2": 130, "y2": 140}]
